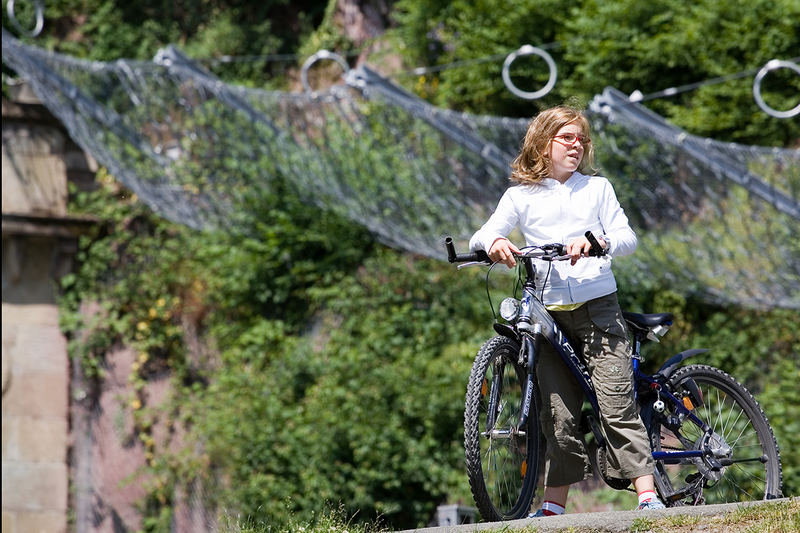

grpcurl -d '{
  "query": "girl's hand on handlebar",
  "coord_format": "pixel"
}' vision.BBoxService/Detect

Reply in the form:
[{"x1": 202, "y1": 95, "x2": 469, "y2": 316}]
[
  {"x1": 488, "y1": 238, "x2": 521, "y2": 268},
  {"x1": 566, "y1": 235, "x2": 607, "y2": 265}
]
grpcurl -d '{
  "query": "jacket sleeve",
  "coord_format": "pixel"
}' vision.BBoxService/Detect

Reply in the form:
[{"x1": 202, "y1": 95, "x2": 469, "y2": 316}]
[
  {"x1": 599, "y1": 179, "x2": 637, "y2": 257},
  {"x1": 469, "y1": 188, "x2": 520, "y2": 252}
]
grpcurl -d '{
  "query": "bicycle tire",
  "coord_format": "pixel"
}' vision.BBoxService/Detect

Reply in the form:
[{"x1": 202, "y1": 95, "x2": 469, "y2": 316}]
[
  {"x1": 464, "y1": 335, "x2": 540, "y2": 521},
  {"x1": 651, "y1": 364, "x2": 782, "y2": 506}
]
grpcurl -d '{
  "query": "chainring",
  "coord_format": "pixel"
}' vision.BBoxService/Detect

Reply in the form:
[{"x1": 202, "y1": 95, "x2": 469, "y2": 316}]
[{"x1": 595, "y1": 445, "x2": 633, "y2": 491}]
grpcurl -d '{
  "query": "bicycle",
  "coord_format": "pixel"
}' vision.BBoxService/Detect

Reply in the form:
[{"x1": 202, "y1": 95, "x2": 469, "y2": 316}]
[{"x1": 444, "y1": 233, "x2": 782, "y2": 521}]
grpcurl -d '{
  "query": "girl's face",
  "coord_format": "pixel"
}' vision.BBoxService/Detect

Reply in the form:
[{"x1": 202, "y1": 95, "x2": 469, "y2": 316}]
[{"x1": 548, "y1": 121, "x2": 589, "y2": 182}]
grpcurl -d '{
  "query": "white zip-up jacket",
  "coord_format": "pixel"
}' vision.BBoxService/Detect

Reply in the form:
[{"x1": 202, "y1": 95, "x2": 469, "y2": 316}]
[{"x1": 469, "y1": 172, "x2": 637, "y2": 305}]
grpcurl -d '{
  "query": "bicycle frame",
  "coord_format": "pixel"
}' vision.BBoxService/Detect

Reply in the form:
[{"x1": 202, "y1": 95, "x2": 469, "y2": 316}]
[
  {"x1": 510, "y1": 255, "x2": 717, "y2": 469},
  {"x1": 452, "y1": 236, "x2": 780, "y2": 515},
  {"x1": 510, "y1": 256, "x2": 599, "y2": 432}
]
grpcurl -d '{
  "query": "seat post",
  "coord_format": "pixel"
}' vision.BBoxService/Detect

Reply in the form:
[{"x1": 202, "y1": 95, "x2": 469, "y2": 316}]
[{"x1": 629, "y1": 327, "x2": 646, "y2": 362}]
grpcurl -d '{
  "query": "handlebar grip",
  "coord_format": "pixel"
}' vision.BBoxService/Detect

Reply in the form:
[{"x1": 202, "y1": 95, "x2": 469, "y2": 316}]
[
  {"x1": 444, "y1": 236, "x2": 490, "y2": 263},
  {"x1": 473, "y1": 249, "x2": 490, "y2": 263},
  {"x1": 585, "y1": 231, "x2": 606, "y2": 257},
  {"x1": 445, "y1": 236, "x2": 457, "y2": 262}
]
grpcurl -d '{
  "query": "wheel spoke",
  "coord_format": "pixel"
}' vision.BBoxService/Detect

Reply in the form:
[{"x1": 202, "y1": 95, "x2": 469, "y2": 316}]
[
  {"x1": 465, "y1": 337, "x2": 539, "y2": 520},
  {"x1": 651, "y1": 365, "x2": 781, "y2": 506}
]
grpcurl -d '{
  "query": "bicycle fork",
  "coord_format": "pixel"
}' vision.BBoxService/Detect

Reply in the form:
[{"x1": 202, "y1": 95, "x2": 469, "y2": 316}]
[
  {"x1": 483, "y1": 326, "x2": 540, "y2": 440},
  {"x1": 516, "y1": 325, "x2": 541, "y2": 432}
]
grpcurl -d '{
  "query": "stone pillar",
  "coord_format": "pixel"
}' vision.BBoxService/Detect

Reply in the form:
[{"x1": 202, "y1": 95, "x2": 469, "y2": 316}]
[{"x1": 2, "y1": 87, "x2": 96, "y2": 533}]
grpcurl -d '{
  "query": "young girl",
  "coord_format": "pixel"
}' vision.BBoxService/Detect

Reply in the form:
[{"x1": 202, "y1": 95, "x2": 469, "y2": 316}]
[{"x1": 469, "y1": 105, "x2": 665, "y2": 516}]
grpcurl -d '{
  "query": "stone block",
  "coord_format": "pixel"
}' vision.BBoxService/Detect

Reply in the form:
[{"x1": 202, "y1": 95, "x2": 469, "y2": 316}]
[
  {"x1": 1, "y1": 338, "x2": 10, "y2": 395},
  {"x1": 1, "y1": 415, "x2": 11, "y2": 458},
  {"x1": 16, "y1": 510, "x2": 65, "y2": 533},
  {"x1": 1, "y1": 373, "x2": 67, "y2": 418},
  {"x1": 2, "y1": 416, "x2": 67, "y2": 462},
  {"x1": 2, "y1": 510, "x2": 14, "y2": 533},
  {"x1": 2, "y1": 303, "x2": 60, "y2": 327},
  {"x1": 1, "y1": 462, "x2": 67, "y2": 511},
  {"x1": 1, "y1": 242, "x2": 61, "y2": 303},
  {"x1": 9, "y1": 322, "x2": 67, "y2": 375},
  {"x1": 2, "y1": 121, "x2": 67, "y2": 216},
  {"x1": 1, "y1": 151, "x2": 67, "y2": 216}
]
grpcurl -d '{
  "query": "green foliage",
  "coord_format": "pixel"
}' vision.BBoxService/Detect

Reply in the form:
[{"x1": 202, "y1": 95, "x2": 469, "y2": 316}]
[
  {"x1": 391, "y1": 0, "x2": 573, "y2": 116},
  {"x1": 298, "y1": 0, "x2": 359, "y2": 60},
  {"x1": 61, "y1": 165, "x2": 501, "y2": 529},
  {"x1": 390, "y1": 0, "x2": 798, "y2": 146},
  {"x1": 562, "y1": 0, "x2": 800, "y2": 146},
  {"x1": 6, "y1": 0, "x2": 329, "y2": 87},
  {"x1": 59, "y1": 168, "x2": 193, "y2": 384},
  {"x1": 184, "y1": 248, "x2": 497, "y2": 529},
  {"x1": 63, "y1": 165, "x2": 798, "y2": 529},
  {"x1": 59, "y1": 168, "x2": 377, "y2": 529}
]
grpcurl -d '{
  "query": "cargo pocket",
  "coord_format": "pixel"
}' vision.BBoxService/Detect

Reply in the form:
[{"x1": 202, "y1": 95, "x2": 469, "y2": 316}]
[{"x1": 596, "y1": 374, "x2": 635, "y2": 413}]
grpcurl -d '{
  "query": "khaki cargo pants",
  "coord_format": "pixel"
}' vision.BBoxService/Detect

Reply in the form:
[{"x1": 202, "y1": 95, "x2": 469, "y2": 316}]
[{"x1": 536, "y1": 292, "x2": 654, "y2": 487}]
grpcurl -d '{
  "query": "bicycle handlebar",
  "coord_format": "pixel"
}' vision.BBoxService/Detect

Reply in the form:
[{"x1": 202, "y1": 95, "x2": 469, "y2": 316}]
[
  {"x1": 584, "y1": 231, "x2": 606, "y2": 257},
  {"x1": 445, "y1": 237, "x2": 491, "y2": 264},
  {"x1": 444, "y1": 232, "x2": 606, "y2": 265}
]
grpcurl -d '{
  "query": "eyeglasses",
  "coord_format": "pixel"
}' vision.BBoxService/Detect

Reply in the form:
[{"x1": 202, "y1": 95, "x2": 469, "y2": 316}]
[{"x1": 552, "y1": 133, "x2": 591, "y2": 146}]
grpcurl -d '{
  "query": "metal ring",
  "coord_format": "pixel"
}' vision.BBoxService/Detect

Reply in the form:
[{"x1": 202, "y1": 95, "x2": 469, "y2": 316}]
[
  {"x1": 501, "y1": 45, "x2": 557, "y2": 100},
  {"x1": 752, "y1": 59, "x2": 800, "y2": 119},
  {"x1": 301, "y1": 49, "x2": 350, "y2": 93},
  {"x1": 6, "y1": 0, "x2": 44, "y2": 37}
]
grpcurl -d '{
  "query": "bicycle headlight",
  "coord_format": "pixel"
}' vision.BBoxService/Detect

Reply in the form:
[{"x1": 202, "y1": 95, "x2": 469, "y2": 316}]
[{"x1": 499, "y1": 298, "x2": 520, "y2": 322}]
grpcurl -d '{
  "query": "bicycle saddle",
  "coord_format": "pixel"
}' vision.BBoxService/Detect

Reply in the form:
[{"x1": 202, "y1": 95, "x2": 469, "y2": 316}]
[{"x1": 623, "y1": 312, "x2": 674, "y2": 328}]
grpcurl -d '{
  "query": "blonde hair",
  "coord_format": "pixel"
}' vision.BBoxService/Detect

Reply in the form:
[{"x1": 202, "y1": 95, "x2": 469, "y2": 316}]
[{"x1": 510, "y1": 105, "x2": 596, "y2": 185}]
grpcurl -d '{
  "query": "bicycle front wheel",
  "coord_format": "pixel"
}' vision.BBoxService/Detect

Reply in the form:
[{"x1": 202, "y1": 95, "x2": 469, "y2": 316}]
[
  {"x1": 464, "y1": 336, "x2": 540, "y2": 521},
  {"x1": 652, "y1": 364, "x2": 782, "y2": 505}
]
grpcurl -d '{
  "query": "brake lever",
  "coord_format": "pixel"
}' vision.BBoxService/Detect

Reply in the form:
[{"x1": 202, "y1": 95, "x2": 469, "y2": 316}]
[
  {"x1": 457, "y1": 261, "x2": 490, "y2": 269},
  {"x1": 585, "y1": 231, "x2": 606, "y2": 257}
]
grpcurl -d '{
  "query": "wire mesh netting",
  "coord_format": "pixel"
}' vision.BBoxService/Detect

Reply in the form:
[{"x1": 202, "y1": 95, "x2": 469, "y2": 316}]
[{"x1": 3, "y1": 30, "x2": 799, "y2": 309}]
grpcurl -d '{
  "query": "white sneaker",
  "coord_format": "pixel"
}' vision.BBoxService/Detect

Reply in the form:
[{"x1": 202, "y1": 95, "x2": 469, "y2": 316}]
[{"x1": 636, "y1": 499, "x2": 666, "y2": 510}]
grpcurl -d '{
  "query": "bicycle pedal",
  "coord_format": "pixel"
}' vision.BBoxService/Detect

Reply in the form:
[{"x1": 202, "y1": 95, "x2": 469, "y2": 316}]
[{"x1": 684, "y1": 472, "x2": 702, "y2": 483}]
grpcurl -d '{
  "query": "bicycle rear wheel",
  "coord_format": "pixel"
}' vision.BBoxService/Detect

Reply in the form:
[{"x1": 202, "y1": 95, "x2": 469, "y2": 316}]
[
  {"x1": 464, "y1": 336, "x2": 540, "y2": 521},
  {"x1": 652, "y1": 364, "x2": 782, "y2": 505}
]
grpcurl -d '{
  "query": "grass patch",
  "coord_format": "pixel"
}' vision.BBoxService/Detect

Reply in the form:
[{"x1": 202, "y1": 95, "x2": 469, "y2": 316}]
[
  {"x1": 721, "y1": 499, "x2": 800, "y2": 533},
  {"x1": 220, "y1": 505, "x2": 386, "y2": 533},
  {"x1": 629, "y1": 517, "x2": 655, "y2": 532},
  {"x1": 622, "y1": 499, "x2": 799, "y2": 533}
]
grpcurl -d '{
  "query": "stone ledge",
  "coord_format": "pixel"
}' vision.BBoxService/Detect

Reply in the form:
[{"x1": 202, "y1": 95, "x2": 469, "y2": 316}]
[{"x1": 2, "y1": 213, "x2": 97, "y2": 238}]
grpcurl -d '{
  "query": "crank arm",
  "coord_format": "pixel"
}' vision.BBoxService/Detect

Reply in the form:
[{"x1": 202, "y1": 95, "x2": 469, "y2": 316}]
[{"x1": 663, "y1": 473, "x2": 704, "y2": 503}]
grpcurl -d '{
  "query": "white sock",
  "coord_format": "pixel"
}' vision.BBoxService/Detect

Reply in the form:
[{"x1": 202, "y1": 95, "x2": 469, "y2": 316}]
[
  {"x1": 638, "y1": 490, "x2": 658, "y2": 504},
  {"x1": 541, "y1": 500, "x2": 566, "y2": 515}
]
